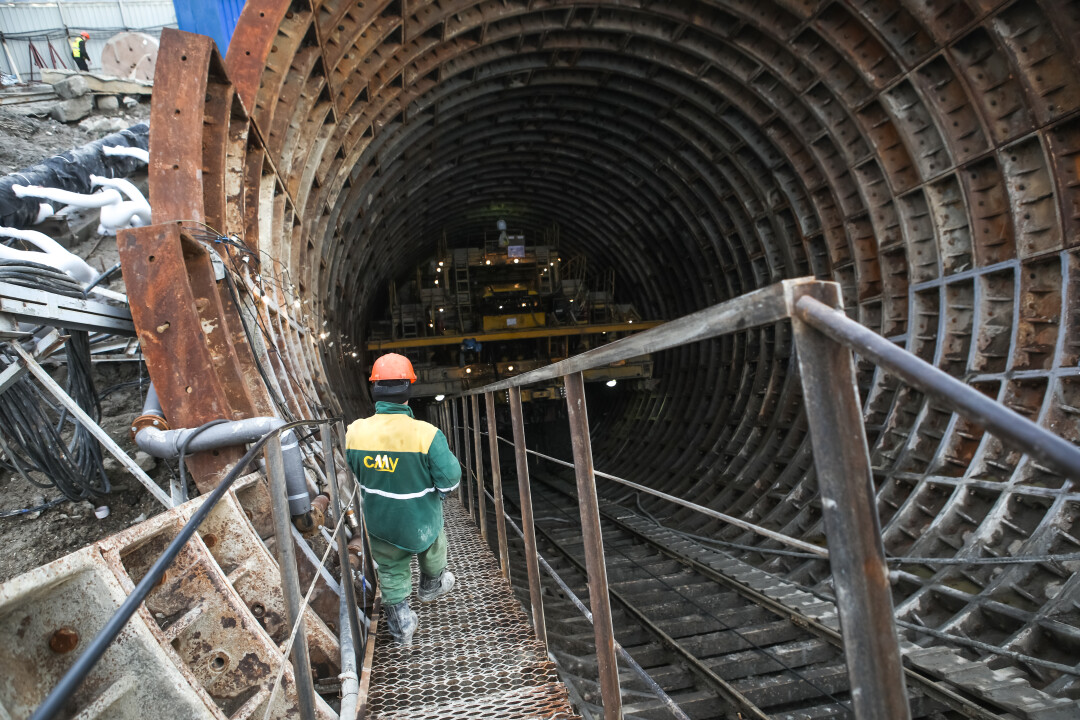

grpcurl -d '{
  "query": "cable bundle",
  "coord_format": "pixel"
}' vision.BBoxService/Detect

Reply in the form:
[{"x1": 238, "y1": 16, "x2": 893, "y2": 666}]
[{"x1": 0, "y1": 261, "x2": 112, "y2": 504}]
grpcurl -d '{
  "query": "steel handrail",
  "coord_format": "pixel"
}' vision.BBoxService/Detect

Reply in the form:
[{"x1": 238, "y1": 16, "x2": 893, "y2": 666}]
[
  {"x1": 461, "y1": 280, "x2": 797, "y2": 394},
  {"x1": 794, "y1": 295, "x2": 1080, "y2": 480},
  {"x1": 450, "y1": 276, "x2": 1080, "y2": 720},
  {"x1": 30, "y1": 418, "x2": 343, "y2": 720}
]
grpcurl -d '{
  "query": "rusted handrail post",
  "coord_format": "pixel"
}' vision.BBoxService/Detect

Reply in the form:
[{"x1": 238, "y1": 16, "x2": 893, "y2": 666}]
[
  {"x1": 485, "y1": 391, "x2": 510, "y2": 579},
  {"x1": 449, "y1": 396, "x2": 458, "y2": 453},
  {"x1": 790, "y1": 284, "x2": 910, "y2": 720},
  {"x1": 462, "y1": 396, "x2": 475, "y2": 519},
  {"x1": 564, "y1": 372, "x2": 622, "y2": 720},
  {"x1": 264, "y1": 435, "x2": 318, "y2": 720},
  {"x1": 451, "y1": 396, "x2": 463, "y2": 504},
  {"x1": 509, "y1": 386, "x2": 547, "y2": 647},
  {"x1": 471, "y1": 394, "x2": 488, "y2": 540}
]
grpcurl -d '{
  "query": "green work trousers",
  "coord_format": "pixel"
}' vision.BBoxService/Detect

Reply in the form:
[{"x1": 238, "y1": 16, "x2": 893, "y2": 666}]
[{"x1": 368, "y1": 527, "x2": 448, "y2": 606}]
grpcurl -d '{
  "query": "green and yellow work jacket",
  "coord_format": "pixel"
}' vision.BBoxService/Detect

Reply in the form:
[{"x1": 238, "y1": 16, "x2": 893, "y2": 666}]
[{"x1": 345, "y1": 402, "x2": 461, "y2": 552}]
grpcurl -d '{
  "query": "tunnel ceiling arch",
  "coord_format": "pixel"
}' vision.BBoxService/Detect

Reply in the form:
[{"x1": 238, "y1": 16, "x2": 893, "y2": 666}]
[{"x1": 136, "y1": 0, "x2": 1080, "y2": 696}]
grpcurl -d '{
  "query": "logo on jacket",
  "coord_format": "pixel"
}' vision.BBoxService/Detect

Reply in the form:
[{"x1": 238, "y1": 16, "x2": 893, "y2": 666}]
[{"x1": 363, "y1": 454, "x2": 399, "y2": 472}]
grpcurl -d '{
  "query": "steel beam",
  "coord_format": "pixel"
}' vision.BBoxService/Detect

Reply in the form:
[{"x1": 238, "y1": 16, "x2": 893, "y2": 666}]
[
  {"x1": 0, "y1": 282, "x2": 135, "y2": 336},
  {"x1": 790, "y1": 284, "x2": 910, "y2": 720},
  {"x1": 563, "y1": 372, "x2": 622, "y2": 720},
  {"x1": 264, "y1": 435, "x2": 318, "y2": 720},
  {"x1": 509, "y1": 386, "x2": 547, "y2": 647},
  {"x1": 485, "y1": 391, "x2": 510, "y2": 580},
  {"x1": 470, "y1": 394, "x2": 487, "y2": 541}
]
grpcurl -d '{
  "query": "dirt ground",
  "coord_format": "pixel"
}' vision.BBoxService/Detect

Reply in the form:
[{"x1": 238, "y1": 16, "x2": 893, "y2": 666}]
[
  {"x1": 0, "y1": 118, "x2": 167, "y2": 582},
  {"x1": 0, "y1": 98, "x2": 151, "y2": 176}
]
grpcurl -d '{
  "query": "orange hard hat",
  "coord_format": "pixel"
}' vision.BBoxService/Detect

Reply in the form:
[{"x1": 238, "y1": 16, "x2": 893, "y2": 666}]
[
  {"x1": 369, "y1": 353, "x2": 416, "y2": 382},
  {"x1": 80, "y1": 31, "x2": 89, "y2": 39}
]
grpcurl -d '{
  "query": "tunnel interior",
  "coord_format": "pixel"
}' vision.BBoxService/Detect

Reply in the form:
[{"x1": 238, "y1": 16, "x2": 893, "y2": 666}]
[{"x1": 150, "y1": 0, "x2": 1080, "y2": 702}]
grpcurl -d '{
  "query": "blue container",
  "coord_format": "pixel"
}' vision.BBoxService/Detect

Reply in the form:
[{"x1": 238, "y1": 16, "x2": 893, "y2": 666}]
[{"x1": 172, "y1": 0, "x2": 246, "y2": 55}]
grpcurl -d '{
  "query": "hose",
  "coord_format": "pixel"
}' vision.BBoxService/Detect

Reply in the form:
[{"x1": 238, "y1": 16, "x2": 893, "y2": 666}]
[{"x1": 176, "y1": 418, "x2": 229, "y2": 504}]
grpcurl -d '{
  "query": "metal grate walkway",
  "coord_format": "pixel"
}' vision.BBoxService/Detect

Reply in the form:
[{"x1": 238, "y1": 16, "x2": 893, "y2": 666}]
[{"x1": 363, "y1": 501, "x2": 580, "y2": 719}]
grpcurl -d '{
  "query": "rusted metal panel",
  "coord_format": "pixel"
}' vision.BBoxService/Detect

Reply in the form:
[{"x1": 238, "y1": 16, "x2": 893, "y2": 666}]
[
  {"x1": 149, "y1": 29, "x2": 215, "y2": 225},
  {"x1": 224, "y1": 0, "x2": 294, "y2": 114},
  {"x1": 118, "y1": 224, "x2": 247, "y2": 488}
]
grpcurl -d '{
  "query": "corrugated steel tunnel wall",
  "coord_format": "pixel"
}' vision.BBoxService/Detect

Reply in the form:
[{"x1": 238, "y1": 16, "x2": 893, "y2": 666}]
[{"x1": 144, "y1": 0, "x2": 1080, "y2": 702}]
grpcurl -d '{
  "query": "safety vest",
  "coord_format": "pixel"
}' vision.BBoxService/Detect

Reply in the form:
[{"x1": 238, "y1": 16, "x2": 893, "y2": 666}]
[
  {"x1": 69, "y1": 38, "x2": 84, "y2": 58},
  {"x1": 346, "y1": 402, "x2": 461, "y2": 552}
]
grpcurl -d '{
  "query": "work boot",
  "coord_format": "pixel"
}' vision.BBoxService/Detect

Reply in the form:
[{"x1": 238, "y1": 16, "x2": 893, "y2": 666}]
[
  {"x1": 417, "y1": 567, "x2": 455, "y2": 603},
  {"x1": 383, "y1": 599, "x2": 418, "y2": 645}
]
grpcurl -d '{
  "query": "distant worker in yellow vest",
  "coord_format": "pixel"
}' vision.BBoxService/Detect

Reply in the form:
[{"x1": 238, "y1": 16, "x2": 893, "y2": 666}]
[
  {"x1": 70, "y1": 32, "x2": 90, "y2": 72},
  {"x1": 346, "y1": 353, "x2": 461, "y2": 645}
]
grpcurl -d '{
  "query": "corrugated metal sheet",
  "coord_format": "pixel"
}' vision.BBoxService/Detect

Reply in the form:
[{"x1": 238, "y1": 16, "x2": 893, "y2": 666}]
[
  {"x1": 172, "y1": 0, "x2": 243, "y2": 55},
  {"x1": 0, "y1": 1, "x2": 176, "y2": 82}
]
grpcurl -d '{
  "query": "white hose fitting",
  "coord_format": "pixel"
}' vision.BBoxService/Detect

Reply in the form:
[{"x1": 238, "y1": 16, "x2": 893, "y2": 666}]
[{"x1": 0, "y1": 226, "x2": 98, "y2": 283}]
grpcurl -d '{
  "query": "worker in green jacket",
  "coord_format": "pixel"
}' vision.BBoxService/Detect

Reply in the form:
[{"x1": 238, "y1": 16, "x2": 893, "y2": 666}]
[{"x1": 346, "y1": 353, "x2": 461, "y2": 645}]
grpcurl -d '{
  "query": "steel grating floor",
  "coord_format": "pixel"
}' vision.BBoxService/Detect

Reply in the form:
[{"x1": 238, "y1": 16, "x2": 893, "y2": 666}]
[{"x1": 364, "y1": 500, "x2": 581, "y2": 719}]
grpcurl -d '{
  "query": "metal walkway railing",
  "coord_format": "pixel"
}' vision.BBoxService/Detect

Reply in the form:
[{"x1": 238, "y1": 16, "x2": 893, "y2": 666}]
[
  {"x1": 439, "y1": 277, "x2": 1080, "y2": 720},
  {"x1": 358, "y1": 501, "x2": 580, "y2": 720}
]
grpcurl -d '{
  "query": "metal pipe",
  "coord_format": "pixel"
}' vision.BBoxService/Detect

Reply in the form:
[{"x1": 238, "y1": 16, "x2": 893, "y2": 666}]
[
  {"x1": 141, "y1": 381, "x2": 163, "y2": 417},
  {"x1": 795, "y1": 294, "x2": 1080, "y2": 481},
  {"x1": 451, "y1": 397, "x2": 463, "y2": 505},
  {"x1": 791, "y1": 286, "x2": 910, "y2": 720},
  {"x1": 324, "y1": 422, "x2": 363, "y2": 668},
  {"x1": 471, "y1": 394, "x2": 487, "y2": 540},
  {"x1": 264, "y1": 434, "x2": 319, "y2": 720},
  {"x1": 338, "y1": 593, "x2": 359, "y2": 720},
  {"x1": 508, "y1": 386, "x2": 547, "y2": 647},
  {"x1": 563, "y1": 372, "x2": 621, "y2": 720},
  {"x1": 485, "y1": 392, "x2": 510, "y2": 579},
  {"x1": 135, "y1": 415, "x2": 311, "y2": 515},
  {"x1": 462, "y1": 396, "x2": 474, "y2": 519}
]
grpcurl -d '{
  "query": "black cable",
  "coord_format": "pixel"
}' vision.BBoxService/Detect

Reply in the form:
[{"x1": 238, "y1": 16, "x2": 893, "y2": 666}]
[
  {"x1": 176, "y1": 419, "x2": 230, "y2": 503},
  {"x1": 98, "y1": 377, "x2": 151, "y2": 400},
  {"x1": 64, "y1": 330, "x2": 109, "y2": 496},
  {"x1": 0, "y1": 345, "x2": 104, "y2": 501},
  {"x1": 81, "y1": 262, "x2": 122, "y2": 297},
  {"x1": 0, "y1": 497, "x2": 66, "y2": 519},
  {"x1": 0, "y1": 259, "x2": 85, "y2": 297},
  {"x1": 29, "y1": 418, "x2": 336, "y2": 720}
]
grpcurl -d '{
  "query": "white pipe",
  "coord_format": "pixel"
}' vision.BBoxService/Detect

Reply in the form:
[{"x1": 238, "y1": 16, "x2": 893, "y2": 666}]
[
  {"x1": 90, "y1": 176, "x2": 151, "y2": 233},
  {"x1": 0, "y1": 227, "x2": 98, "y2": 283},
  {"x1": 102, "y1": 146, "x2": 150, "y2": 164},
  {"x1": 91, "y1": 175, "x2": 147, "y2": 204},
  {"x1": 34, "y1": 203, "x2": 54, "y2": 225},
  {"x1": 12, "y1": 185, "x2": 123, "y2": 209}
]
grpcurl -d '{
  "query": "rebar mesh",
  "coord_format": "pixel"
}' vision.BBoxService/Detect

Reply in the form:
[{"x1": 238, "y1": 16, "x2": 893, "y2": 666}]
[{"x1": 366, "y1": 502, "x2": 581, "y2": 719}]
